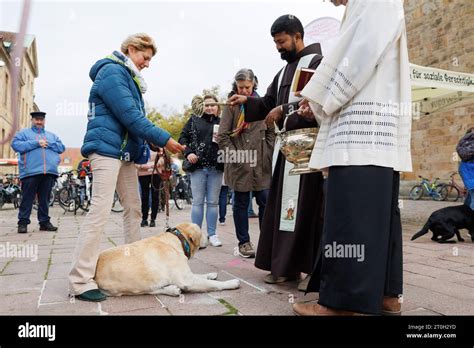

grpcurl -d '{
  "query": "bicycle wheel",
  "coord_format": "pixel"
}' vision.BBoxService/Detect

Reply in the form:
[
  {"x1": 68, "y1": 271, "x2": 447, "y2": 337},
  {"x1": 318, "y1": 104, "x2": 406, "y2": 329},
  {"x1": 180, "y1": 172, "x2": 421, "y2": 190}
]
[
  {"x1": 111, "y1": 191, "x2": 124, "y2": 213},
  {"x1": 49, "y1": 189, "x2": 55, "y2": 207},
  {"x1": 0, "y1": 191, "x2": 5, "y2": 209},
  {"x1": 444, "y1": 184, "x2": 460, "y2": 202},
  {"x1": 13, "y1": 193, "x2": 20, "y2": 209},
  {"x1": 433, "y1": 185, "x2": 448, "y2": 201},
  {"x1": 409, "y1": 185, "x2": 423, "y2": 200},
  {"x1": 77, "y1": 197, "x2": 90, "y2": 213},
  {"x1": 174, "y1": 190, "x2": 184, "y2": 210},
  {"x1": 58, "y1": 187, "x2": 74, "y2": 212}
]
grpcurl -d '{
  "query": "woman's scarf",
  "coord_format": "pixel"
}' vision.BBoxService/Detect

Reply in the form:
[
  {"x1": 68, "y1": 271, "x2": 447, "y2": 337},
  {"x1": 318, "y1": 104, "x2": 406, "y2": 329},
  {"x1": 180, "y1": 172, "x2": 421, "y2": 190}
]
[
  {"x1": 106, "y1": 50, "x2": 148, "y2": 94},
  {"x1": 229, "y1": 91, "x2": 258, "y2": 137}
]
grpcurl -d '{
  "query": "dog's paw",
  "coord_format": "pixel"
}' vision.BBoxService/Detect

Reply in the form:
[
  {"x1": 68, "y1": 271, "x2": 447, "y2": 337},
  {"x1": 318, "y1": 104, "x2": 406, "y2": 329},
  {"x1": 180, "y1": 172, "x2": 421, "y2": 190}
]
[
  {"x1": 225, "y1": 279, "x2": 240, "y2": 289},
  {"x1": 207, "y1": 272, "x2": 218, "y2": 280},
  {"x1": 164, "y1": 285, "x2": 182, "y2": 296}
]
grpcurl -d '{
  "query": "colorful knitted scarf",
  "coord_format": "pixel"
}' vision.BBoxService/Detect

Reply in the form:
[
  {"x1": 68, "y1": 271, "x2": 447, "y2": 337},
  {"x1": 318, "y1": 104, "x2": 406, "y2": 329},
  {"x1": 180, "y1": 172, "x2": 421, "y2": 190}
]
[{"x1": 229, "y1": 91, "x2": 259, "y2": 137}]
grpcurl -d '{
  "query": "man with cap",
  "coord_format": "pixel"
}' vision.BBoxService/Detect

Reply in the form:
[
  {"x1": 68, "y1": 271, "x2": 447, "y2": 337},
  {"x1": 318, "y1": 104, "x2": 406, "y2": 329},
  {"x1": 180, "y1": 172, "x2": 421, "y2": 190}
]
[{"x1": 11, "y1": 111, "x2": 65, "y2": 233}]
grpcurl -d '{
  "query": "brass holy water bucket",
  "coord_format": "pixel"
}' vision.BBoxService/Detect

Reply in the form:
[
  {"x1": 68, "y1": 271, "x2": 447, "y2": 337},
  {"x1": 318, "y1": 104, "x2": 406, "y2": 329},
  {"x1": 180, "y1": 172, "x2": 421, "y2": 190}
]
[{"x1": 277, "y1": 116, "x2": 319, "y2": 176}]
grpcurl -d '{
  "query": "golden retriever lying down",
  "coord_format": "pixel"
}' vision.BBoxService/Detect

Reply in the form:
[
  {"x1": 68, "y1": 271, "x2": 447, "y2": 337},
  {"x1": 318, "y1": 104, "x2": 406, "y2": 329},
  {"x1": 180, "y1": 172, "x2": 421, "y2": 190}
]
[{"x1": 95, "y1": 222, "x2": 240, "y2": 296}]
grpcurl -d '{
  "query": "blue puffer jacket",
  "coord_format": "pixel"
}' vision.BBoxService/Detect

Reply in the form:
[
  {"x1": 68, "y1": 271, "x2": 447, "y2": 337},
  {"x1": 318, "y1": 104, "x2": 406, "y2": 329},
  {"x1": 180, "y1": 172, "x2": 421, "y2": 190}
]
[
  {"x1": 11, "y1": 126, "x2": 65, "y2": 180},
  {"x1": 81, "y1": 57, "x2": 171, "y2": 162},
  {"x1": 459, "y1": 160, "x2": 474, "y2": 190}
]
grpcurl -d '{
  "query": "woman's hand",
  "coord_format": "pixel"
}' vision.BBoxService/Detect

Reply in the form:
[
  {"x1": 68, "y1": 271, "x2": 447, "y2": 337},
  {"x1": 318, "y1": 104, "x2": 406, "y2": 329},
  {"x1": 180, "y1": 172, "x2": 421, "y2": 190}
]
[
  {"x1": 187, "y1": 153, "x2": 199, "y2": 164},
  {"x1": 165, "y1": 138, "x2": 186, "y2": 154}
]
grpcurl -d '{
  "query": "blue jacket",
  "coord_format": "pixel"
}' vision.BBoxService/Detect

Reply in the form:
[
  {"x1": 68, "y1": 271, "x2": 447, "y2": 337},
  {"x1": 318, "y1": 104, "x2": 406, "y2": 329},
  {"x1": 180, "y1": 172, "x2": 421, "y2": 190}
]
[
  {"x1": 459, "y1": 160, "x2": 474, "y2": 190},
  {"x1": 11, "y1": 126, "x2": 65, "y2": 180},
  {"x1": 81, "y1": 57, "x2": 171, "y2": 162}
]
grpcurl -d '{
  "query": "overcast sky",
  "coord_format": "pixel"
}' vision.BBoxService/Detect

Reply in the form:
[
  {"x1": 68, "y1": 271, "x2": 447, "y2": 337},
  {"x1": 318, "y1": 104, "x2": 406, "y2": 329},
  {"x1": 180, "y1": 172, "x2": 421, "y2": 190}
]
[{"x1": 0, "y1": 0, "x2": 344, "y2": 147}]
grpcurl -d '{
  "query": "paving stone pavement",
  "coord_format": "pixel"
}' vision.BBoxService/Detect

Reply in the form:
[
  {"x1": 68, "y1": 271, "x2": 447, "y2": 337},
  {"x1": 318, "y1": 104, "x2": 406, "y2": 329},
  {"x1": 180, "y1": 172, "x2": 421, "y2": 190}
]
[{"x1": 0, "y1": 198, "x2": 473, "y2": 316}]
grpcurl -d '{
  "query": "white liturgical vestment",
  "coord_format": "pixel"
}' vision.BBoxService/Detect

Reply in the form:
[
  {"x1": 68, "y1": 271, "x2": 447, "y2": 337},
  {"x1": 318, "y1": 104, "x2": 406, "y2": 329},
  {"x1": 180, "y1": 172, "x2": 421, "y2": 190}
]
[{"x1": 302, "y1": 0, "x2": 412, "y2": 172}]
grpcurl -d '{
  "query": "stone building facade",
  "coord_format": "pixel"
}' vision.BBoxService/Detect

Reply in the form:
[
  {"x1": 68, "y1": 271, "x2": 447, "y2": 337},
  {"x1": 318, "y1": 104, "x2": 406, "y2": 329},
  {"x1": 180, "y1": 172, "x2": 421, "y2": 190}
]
[
  {"x1": 0, "y1": 31, "x2": 39, "y2": 167},
  {"x1": 403, "y1": 0, "x2": 474, "y2": 184}
]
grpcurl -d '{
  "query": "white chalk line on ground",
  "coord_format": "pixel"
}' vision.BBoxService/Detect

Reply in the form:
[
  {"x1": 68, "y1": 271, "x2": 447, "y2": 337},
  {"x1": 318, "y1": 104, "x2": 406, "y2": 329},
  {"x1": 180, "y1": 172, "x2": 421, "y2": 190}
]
[
  {"x1": 38, "y1": 301, "x2": 70, "y2": 306},
  {"x1": 221, "y1": 270, "x2": 269, "y2": 293},
  {"x1": 37, "y1": 280, "x2": 47, "y2": 308},
  {"x1": 97, "y1": 302, "x2": 108, "y2": 315},
  {"x1": 154, "y1": 296, "x2": 167, "y2": 308}
]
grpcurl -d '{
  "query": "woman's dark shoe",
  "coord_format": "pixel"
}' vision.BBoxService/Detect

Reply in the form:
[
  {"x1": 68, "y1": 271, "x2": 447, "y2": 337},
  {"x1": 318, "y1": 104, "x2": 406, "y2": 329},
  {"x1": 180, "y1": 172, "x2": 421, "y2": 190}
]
[
  {"x1": 18, "y1": 225, "x2": 27, "y2": 233},
  {"x1": 149, "y1": 220, "x2": 156, "y2": 227},
  {"x1": 75, "y1": 289, "x2": 107, "y2": 302},
  {"x1": 141, "y1": 220, "x2": 148, "y2": 227}
]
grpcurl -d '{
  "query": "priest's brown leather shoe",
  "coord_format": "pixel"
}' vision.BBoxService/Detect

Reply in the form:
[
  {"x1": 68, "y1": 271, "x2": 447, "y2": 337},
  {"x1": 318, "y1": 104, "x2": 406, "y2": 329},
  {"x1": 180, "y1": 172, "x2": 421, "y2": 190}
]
[
  {"x1": 382, "y1": 296, "x2": 401, "y2": 315},
  {"x1": 292, "y1": 302, "x2": 367, "y2": 316}
]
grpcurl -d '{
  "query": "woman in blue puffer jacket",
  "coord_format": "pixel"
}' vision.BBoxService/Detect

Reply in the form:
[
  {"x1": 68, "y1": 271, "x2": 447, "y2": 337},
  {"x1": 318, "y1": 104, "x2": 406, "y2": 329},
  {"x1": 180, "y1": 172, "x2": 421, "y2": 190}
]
[{"x1": 69, "y1": 33, "x2": 185, "y2": 302}]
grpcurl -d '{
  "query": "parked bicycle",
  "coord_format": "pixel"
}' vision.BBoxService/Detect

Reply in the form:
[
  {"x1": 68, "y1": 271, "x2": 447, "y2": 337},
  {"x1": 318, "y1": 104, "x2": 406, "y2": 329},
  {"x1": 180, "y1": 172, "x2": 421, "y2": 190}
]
[
  {"x1": 57, "y1": 170, "x2": 82, "y2": 214},
  {"x1": 173, "y1": 173, "x2": 192, "y2": 210},
  {"x1": 409, "y1": 176, "x2": 447, "y2": 201},
  {"x1": 440, "y1": 172, "x2": 468, "y2": 202},
  {"x1": 0, "y1": 174, "x2": 22, "y2": 209}
]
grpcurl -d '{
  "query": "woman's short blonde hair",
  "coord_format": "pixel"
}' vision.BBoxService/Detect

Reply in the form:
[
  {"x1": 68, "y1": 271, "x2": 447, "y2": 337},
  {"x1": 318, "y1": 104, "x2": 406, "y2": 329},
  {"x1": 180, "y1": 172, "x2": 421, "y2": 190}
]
[{"x1": 121, "y1": 33, "x2": 157, "y2": 56}]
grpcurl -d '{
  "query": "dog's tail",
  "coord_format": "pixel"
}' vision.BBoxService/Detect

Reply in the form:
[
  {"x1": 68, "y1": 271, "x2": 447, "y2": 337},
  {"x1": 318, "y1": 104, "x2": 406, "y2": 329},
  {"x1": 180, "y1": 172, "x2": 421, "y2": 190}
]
[{"x1": 411, "y1": 220, "x2": 431, "y2": 241}]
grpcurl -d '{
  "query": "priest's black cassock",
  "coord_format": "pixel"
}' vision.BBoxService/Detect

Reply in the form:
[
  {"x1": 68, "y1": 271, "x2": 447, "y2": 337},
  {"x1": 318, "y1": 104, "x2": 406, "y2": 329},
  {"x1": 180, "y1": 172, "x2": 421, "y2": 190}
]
[{"x1": 245, "y1": 43, "x2": 325, "y2": 278}]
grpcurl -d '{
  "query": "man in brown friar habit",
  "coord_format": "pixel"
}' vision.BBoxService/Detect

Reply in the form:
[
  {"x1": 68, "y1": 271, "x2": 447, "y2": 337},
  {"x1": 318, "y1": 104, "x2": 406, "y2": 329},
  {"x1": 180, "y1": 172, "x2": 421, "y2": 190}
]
[{"x1": 228, "y1": 14, "x2": 325, "y2": 290}]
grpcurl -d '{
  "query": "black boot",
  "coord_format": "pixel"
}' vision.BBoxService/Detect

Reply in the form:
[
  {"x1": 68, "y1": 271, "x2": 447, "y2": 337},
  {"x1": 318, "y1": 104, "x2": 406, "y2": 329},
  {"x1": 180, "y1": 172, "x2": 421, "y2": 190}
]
[
  {"x1": 141, "y1": 220, "x2": 148, "y2": 227},
  {"x1": 149, "y1": 220, "x2": 156, "y2": 227},
  {"x1": 39, "y1": 221, "x2": 58, "y2": 232},
  {"x1": 18, "y1": 225, "x2": 27, "y2": 234}
]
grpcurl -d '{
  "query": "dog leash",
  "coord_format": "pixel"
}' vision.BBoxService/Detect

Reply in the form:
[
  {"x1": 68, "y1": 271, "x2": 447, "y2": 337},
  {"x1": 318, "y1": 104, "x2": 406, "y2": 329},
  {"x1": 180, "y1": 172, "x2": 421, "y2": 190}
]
[{"x1": 151, "y1": 149, "x2": 172, "y2": 229}]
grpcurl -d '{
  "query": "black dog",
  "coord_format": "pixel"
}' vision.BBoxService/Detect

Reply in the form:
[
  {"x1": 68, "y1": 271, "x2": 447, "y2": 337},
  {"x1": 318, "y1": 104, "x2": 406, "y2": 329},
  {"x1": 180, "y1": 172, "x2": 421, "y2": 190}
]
[{"x1": 411, "y1": 205, "x2": 474, "y2": 243}]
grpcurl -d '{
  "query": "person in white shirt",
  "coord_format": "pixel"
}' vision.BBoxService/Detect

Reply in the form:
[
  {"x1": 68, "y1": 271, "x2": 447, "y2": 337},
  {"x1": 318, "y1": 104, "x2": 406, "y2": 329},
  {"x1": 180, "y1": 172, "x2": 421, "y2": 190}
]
[{"x1": 293, "y1": 0, "x2": 412, "y2": 315}]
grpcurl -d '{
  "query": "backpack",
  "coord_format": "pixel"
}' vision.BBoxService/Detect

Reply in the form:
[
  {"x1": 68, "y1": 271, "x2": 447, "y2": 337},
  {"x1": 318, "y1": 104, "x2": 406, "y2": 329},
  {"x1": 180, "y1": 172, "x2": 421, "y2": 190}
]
[
  {"x1": 456, "y1": 131, "x2": 474, "y2": 162},
  {"x1": 77, "y1": 159, "x2": 91, "y2": 178}
]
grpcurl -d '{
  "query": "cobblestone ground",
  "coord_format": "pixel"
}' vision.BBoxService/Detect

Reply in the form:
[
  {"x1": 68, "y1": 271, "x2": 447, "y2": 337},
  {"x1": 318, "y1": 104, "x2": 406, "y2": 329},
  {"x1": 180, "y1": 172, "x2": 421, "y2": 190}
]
[{"x1": 1, "y1": 199, "x2": 473, "y2": 315}]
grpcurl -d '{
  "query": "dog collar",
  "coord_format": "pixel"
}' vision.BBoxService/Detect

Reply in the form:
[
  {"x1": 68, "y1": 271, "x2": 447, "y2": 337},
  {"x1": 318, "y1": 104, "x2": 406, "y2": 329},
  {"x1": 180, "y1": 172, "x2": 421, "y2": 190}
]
[{"x1": 166, "y1": 227, "x2": 191, "y2": 259}]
